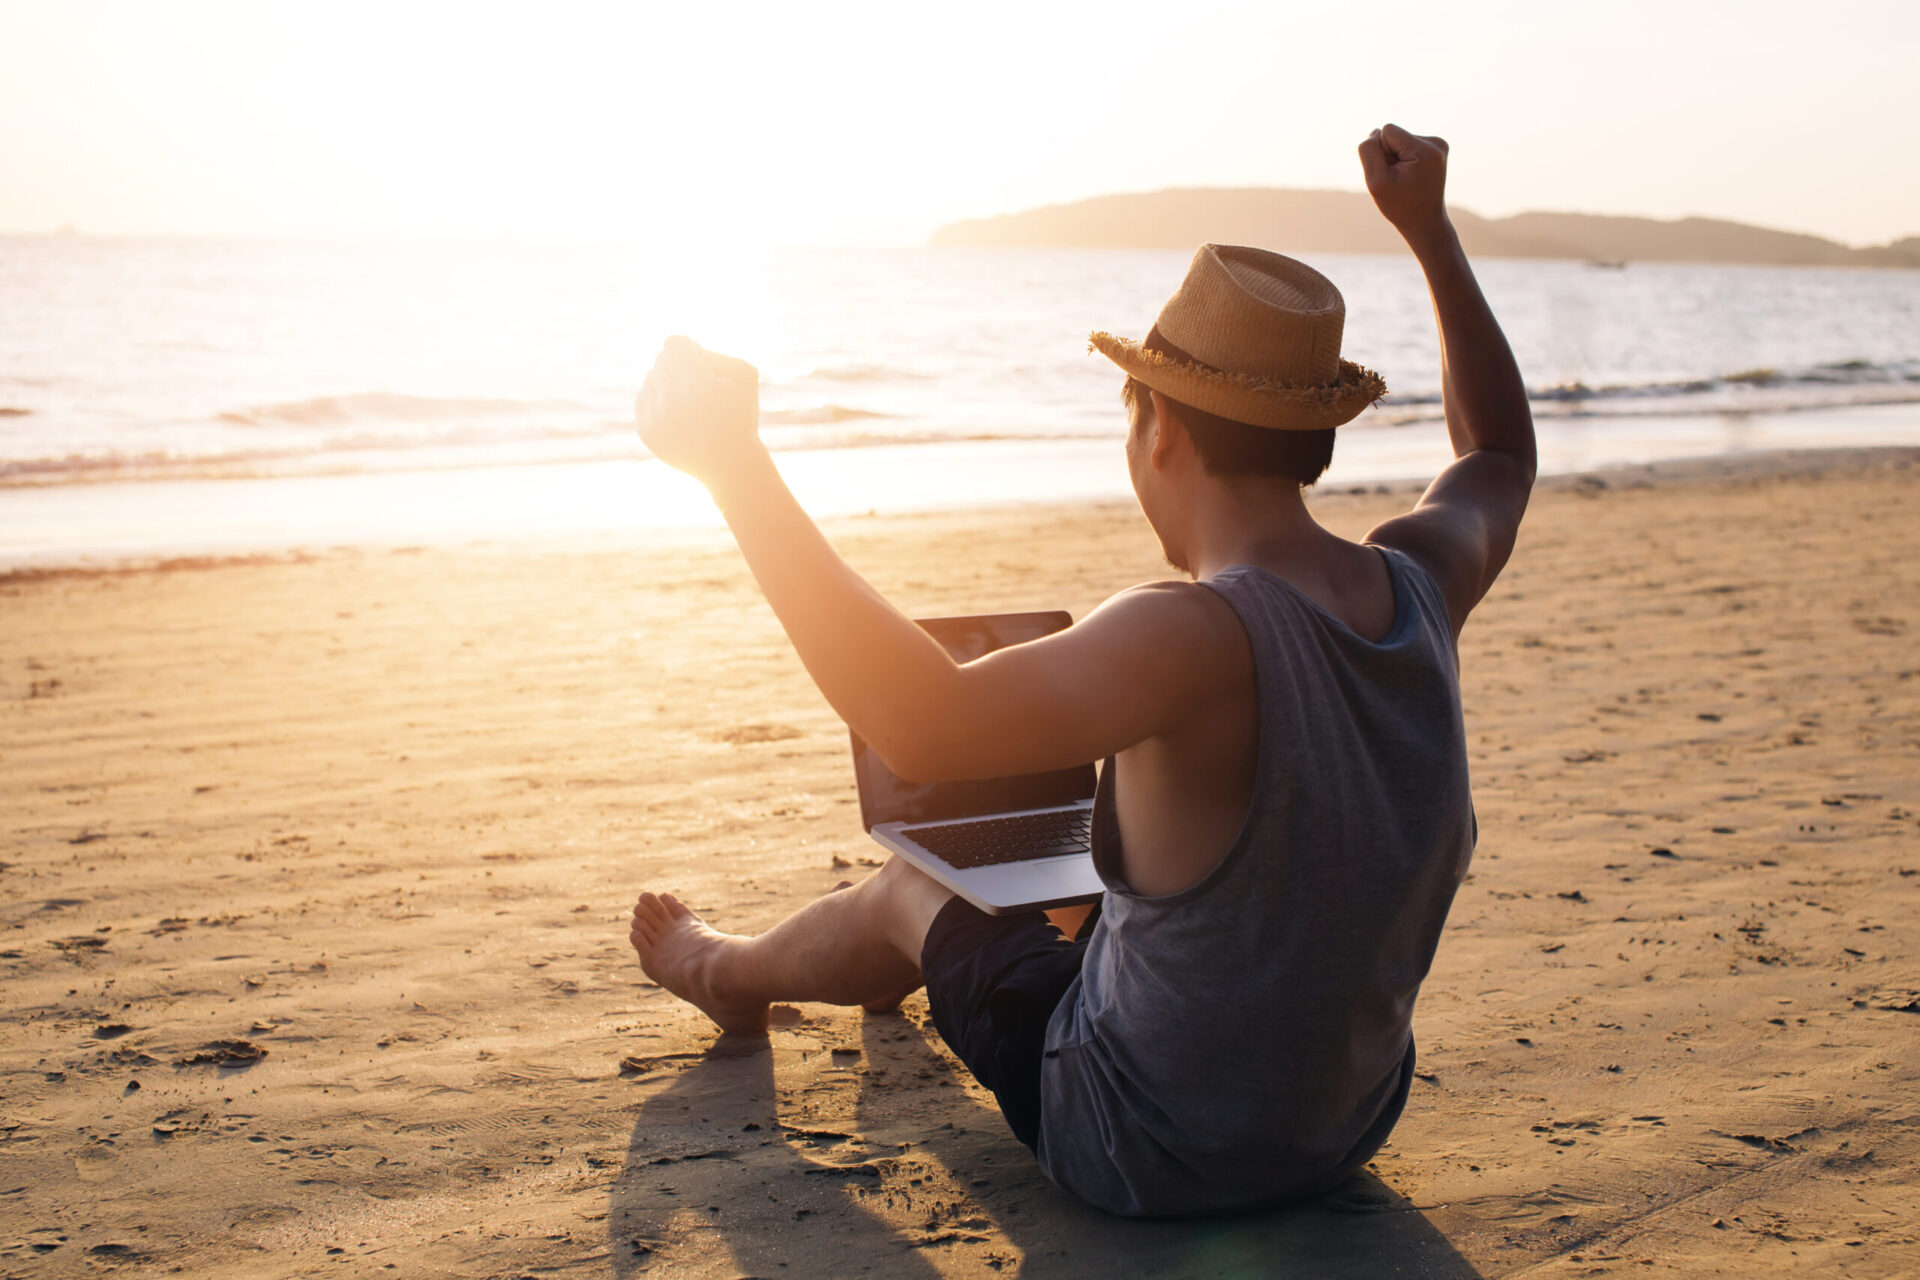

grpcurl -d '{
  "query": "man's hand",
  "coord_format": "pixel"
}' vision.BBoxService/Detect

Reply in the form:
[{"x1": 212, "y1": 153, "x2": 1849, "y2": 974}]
[
  {"x1": 1358, "y1": 124, "x2": 1451, "y2": 249},
  {"x1": 635, "y1": 336, "x2": 762, "y2": 487}
]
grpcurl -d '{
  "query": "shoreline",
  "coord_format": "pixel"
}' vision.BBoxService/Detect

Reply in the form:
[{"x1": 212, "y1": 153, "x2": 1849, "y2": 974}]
[{"x1": 6, "y1": 438, "x2": 1917, "y2": 581}]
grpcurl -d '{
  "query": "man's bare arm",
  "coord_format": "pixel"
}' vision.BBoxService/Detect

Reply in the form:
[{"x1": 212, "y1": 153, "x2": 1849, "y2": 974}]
[
  {"x1": 1357, "y1": 125, "x2": 1537, "y2": 632},
  {"x1": 634, "y1": 338, "x2": 1238, "y2": 781}
]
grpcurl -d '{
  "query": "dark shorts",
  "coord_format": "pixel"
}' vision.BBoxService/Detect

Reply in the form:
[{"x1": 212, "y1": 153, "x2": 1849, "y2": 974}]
[{"x1": 918, "y1": 895, "x2": 1097, "y2": 1150}]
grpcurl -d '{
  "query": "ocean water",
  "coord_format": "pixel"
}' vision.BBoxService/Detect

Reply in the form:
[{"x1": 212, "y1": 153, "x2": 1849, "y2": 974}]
[{"x1": 1, "y1": 237, "x2": 1916, "y2": 566}]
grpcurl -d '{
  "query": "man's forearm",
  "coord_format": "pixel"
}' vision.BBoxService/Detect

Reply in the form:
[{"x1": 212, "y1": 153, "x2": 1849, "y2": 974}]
[
  {"x1": 1409, "y1": 221, "x2": 1537, "y2": 471},
  {"x1": 704, "y1": 445, "x2": 960, "y2": 776}
]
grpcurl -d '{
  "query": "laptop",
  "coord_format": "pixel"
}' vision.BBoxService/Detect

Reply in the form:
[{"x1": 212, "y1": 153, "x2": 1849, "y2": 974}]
[{"x1": 848, "y1": 611, "x2": 1105, "y2": 916}]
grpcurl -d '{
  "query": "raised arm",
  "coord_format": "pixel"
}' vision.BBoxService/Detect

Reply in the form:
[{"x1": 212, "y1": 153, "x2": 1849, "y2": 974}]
[
  {"x1": 1357, "y1": 124, "x2": 1537, "y2": 633},
  {"x1": 633, "y1": 338, "x2": 1238, "y2": 781}
]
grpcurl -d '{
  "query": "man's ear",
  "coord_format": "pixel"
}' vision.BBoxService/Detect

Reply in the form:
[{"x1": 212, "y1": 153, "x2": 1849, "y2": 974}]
[{"x1": 1146, "y1": 389, "x2": 1184, "y2": 471}]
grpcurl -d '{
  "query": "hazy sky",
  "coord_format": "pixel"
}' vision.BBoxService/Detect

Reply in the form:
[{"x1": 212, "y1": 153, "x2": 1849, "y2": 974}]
[{"x1": 3, "y1": 0, "x2": 1916, "y2": 247}]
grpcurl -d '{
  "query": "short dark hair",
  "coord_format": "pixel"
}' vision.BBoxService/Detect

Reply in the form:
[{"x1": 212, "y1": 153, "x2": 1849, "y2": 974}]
[{"x1": 1121, "y1": 329, "x2": 1335, "y2": 485}]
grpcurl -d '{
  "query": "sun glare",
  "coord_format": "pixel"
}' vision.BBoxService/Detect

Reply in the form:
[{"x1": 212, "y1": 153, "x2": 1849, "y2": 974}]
[{"x1": 4, "y1": 2, "x2": 1916, "y2": 246}]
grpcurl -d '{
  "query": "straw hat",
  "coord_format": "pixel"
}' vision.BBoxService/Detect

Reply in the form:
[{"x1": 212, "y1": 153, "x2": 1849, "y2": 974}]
[{"x1": 1089, "y1": 244, "x2": 1385, "y2": 431}]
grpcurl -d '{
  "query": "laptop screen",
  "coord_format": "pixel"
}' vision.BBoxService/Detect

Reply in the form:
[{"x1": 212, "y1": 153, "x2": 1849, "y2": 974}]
[{"x1": 851, "y1": 612, "x2": 1098, "y2": 829}]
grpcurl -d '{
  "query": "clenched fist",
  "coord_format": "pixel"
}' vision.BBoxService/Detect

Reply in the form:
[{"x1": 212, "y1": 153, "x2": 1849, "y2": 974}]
[
  {"x1": 1358, "y1": 124, "x2": 1451, "y2": 247},
  {"x1": 635, "y1": 336, "x2": 762, "y2": 486}
]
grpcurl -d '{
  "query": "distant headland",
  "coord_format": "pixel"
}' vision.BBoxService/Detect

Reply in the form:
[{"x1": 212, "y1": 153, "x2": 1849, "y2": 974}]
[{"x1": 930, "y1": 188, "x2": 1920, "y2": 269}]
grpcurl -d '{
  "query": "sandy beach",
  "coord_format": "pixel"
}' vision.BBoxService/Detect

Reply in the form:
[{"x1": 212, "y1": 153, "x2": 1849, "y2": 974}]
[{"x1": 4, "y1": 446, "x2": 1918, "y2": 1277}]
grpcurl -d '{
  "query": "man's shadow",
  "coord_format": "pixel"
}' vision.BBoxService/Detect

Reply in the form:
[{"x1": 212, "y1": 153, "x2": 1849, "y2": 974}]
[
  {"x1": 607, "y1": 1015, "x2": 1483, "y2": 1278},
  {"x1": 605, "y1": 1030, "x2": 948, "y2": 1277}
]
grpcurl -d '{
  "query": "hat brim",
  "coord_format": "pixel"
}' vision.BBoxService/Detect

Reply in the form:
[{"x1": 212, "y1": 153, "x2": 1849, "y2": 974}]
[{"x1": 1089, "y1": 331, "x2": 1386, "y2": 432}]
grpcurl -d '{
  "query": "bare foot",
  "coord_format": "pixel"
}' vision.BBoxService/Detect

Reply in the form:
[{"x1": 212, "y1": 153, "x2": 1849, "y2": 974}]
[{"x1": 629, "y1": 892, "x2": 769, "y2": 1035}]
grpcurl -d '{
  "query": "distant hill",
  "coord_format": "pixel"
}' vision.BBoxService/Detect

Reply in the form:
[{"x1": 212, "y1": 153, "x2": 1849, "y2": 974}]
[{"x1": 931, "y1": 188, "x2": 1920, "y2": 269}]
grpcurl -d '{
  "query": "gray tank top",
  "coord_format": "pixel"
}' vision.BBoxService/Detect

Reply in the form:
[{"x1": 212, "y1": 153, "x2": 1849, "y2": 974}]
[{"x1": 1036, "y1": 547, "x2": 1475, "y2": 1217}]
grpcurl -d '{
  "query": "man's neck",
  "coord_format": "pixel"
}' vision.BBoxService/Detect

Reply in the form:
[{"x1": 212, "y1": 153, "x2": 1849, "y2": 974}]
[{"x1": 1178, "y1": 476, "x2": 1335, "y2": 581}]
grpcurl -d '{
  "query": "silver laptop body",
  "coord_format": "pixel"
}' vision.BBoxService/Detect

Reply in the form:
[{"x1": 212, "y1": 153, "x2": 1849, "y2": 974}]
[{"x1": 849, "y1": 611, "x2": 1104, "y2": 916}]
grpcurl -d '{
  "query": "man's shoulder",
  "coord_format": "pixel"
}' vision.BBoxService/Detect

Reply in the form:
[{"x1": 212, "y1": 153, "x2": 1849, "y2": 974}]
[
  {"x1": 1078, "y1": 580, "x2": 1250, "y2": 671},
  {"x1": 1096, "y1": 578, "x2": 1242, "y2": 630},
  {"x1": 1363, "y1": 448, "x2": 1535, "y2": 634}
]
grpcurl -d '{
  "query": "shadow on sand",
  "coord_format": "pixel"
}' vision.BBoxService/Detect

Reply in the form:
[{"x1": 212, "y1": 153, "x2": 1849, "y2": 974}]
[{"x1": 607, "y1": 1015, "x2": 1481, "y2": 1277}]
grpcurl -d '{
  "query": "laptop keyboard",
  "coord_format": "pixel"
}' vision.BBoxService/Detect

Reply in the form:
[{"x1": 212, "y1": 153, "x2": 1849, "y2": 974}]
[{"x1": 901, "y1": 808, "x2": 1093, "y2": 869}]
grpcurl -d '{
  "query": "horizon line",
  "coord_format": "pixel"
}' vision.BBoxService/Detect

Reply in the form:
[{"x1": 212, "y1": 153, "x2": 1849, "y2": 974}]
[{"x1": 4, "y1": 185, "x2": 1914, "y2": 255}]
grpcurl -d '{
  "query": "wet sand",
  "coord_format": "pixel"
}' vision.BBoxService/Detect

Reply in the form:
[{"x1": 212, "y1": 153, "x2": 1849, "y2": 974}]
[{"x1": 3, "y1": 446, "x2": 1917, "y2": 1276}]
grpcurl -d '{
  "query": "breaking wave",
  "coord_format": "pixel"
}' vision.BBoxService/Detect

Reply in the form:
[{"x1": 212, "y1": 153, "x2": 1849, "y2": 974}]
[
  {"x1": 1376, "y1": 356, "x2": 1920, "y2": 424},
  {"x1": 217, "y1": 392, "x2": 572, "y2": 428},
  {"x1": 761, "y1": 403, "x2": 893, "y2": 425}
]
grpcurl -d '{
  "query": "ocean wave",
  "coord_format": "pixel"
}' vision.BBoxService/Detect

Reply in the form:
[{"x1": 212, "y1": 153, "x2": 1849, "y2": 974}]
[
  {"x1": 0, "y1": 418, "x2": 634, "y2": 486},
  {"x1": 1380, "y1": 356, "x2": 1920, "y2": 417},
  {"x1": 0, "y1": 425, "x2": 1105, "y2": 487},
  {"x1": 795, "y1": 362, "x2": 933, "y2": 384},
  {"x1": 761, "y1": 403, "x2": 894, "y2": 425},
  {"x1": 218, "y1": 391, "x2": 574, "y2": 428}
]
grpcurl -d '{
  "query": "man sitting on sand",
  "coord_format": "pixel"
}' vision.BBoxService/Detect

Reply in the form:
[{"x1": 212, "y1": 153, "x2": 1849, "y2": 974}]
[{"x1": 627, "y1": 124, "x2": 1535, "y2": 1217}]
